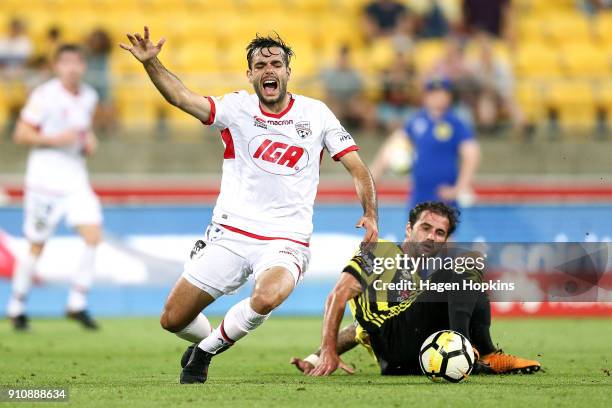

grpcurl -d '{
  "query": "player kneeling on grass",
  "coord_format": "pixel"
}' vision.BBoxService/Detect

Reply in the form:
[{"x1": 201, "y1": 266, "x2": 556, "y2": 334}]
[
  {"x1": 292, "y1": 201, "x2": 540, "y2": 376},
  {"x1": 120, "y1": 28, "x2": 378, "y2": 384}
]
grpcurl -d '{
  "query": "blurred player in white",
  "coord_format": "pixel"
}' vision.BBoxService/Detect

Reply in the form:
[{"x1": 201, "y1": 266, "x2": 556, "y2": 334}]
[
  {"x1": 120, "y1": 28, "x2": 378, "y2": 384},
  {"x1": 6, "y1": 44, "x2": 101, "y2": 331}
]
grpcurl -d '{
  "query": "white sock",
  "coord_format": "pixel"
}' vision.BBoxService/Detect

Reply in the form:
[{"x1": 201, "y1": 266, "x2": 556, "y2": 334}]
[
  {"x1": 67, "y1": 245, "x2": 96, "y2": 312},
  {"x1": 197, "y1": 297, "x2": 270, "y2": 354},
  {"x1": 7, "y1": 251, "x2": 38, "y2": 317},
  {"x1": 176, "y1": 313, "x2": 213, "y2": 343}
]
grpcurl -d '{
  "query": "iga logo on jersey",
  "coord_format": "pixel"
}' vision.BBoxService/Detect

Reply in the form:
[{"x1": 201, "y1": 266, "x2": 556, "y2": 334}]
[{"x1": 248, "y1": 135, "x2": 310, "y2": 175}]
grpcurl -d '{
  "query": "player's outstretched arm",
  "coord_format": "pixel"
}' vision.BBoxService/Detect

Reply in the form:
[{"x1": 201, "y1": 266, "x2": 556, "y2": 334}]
[
  {"x1": 309, "y1": 273, "x2": 362, "y2": 376},
  {"x1": 290, "y1": 323, "x2": 359, "y2": 374},
  {"x1": 338, "y1": 151, "x2": 379, "y2": 244},
  {"x1": 119, "y1": 26, "x2": 211, "y2": 122},
  {"x1": 13, "y1": 120, "x2": 80, "y2": 147}
]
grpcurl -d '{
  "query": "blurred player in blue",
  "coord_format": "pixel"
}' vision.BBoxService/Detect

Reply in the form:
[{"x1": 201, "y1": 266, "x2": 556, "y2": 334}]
[{"x1": 371, "y1": 77, "x2": 480, "y2": 210}]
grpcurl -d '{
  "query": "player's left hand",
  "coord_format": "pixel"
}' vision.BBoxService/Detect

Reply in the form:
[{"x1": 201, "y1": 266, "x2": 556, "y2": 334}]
[
  {"x1": 308, "y1": 351, "x2": 355, "y2": 376},
  {"x1": 437, "y1": 185, "x2": 458, "y2": 201},
  {"x1": 356, "y1": 215, "x2": 378, "y2": 248},
  {"x1": 82, "y1": 130, "x2": 98, "y2": 156},
  {"x1": 290, "y1": 357, "x2": 315, "y2": 375}
]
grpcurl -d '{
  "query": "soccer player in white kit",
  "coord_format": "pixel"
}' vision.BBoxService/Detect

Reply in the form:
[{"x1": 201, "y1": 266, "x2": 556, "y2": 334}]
[
  {"x1": 6, "y1": 44, "x2": 102, "y2": 331},
  {"x1": 120, "y1": 28, "x2": 378, "y2": 384}
]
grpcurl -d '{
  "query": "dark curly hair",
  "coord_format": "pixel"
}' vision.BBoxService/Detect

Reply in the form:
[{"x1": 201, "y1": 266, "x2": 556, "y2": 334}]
[
  {"x1": 246, "y1": 33, "x2": 294, "y2": 69},
  {"x1": 408, "y1": 201, "x2": 460, "y2": 237}
]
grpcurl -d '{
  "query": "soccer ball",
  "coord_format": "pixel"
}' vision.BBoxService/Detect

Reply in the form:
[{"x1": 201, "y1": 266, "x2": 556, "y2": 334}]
[{"x1": 419, "y1": 330, "x2": 475, "y2": 383}]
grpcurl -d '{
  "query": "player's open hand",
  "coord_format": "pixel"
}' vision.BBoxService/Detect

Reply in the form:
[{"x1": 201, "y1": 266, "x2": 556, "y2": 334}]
[
  {"x1": 308, "y1": 351, "x2": 354, "y2": 376},
  {"x1": 356, "y1": 215, "x2": 378, "y2": 249},
  {"x1": 290, "y1": 357, "x2": 315, "y2": 375},
  {"x1": 119, "y1": 26, "x2": 165, "y2": 63}
]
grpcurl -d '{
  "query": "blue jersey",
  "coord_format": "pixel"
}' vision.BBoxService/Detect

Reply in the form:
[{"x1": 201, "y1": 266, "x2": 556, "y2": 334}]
[{"x1": 404, "y1": 108, "x2": 474, "y2": 208}]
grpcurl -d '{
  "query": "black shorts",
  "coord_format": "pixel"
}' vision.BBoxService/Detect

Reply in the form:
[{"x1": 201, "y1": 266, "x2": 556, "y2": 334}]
[{"x1": 369, "y1": 295, "x2": 450, "y2": 375}]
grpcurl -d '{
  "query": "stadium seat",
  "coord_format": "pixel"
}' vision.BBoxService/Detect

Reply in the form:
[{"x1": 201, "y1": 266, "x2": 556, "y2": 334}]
[
  {"x1": 514, "y1": 44, "x2": 562, "y2": 78},
  {"x1": 561, "y1": 44, "x2": 611, "y2": 78},
  {"x1": 594, "y1": 11, "x2": 612, "y2": 42},
  {"x1": 516, "y1": 16, "x2": 545, "y2": 44},
  {"x1": 546, "y1": 81, "x2": 597, "y2": 131},
  {"x1": 515, "y1": 80, "x2": 546, "y2": 123},
  {"x1": 114, "y1": 85, "x2": 160, "y2": 129},
  {"x1": 413, "y1": 40, "x2": 445, "y2": 75},
  {"x1": 544, "y1": 13, "x2": 594, "y2": 45}
]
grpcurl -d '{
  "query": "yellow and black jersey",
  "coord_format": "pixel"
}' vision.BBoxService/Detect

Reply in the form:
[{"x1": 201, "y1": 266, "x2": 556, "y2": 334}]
[
  {"x1": 345, "y1": 240, "x2": 421, "y2": 333},
  {"x1": 344, "y1": 240, "x2": 484, "y2": 334}
]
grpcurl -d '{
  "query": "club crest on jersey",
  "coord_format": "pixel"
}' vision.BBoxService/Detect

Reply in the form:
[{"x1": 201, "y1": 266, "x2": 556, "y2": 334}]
[
  {"x1": 253, "y1": 116, "x2": 268, "y2": 130},
  {"x1": 295, "y1": 121, "x2": 312, "y2": 138},
  {"x1": 248, "y1": 134, "x2": 310, "y2": 176}
]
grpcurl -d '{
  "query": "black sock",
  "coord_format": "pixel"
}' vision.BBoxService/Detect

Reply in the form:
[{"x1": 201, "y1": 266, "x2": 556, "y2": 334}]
[{"x1": 469, "y1": 293, "x2": 496, "y2": 356}]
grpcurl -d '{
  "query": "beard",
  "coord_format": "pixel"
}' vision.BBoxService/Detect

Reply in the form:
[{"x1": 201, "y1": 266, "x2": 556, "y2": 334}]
[{"x1": 253, "y1": 79, "x2": 288, "y2": 107}]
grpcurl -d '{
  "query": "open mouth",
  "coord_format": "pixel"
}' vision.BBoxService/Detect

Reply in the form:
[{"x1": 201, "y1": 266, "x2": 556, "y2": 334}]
[{"x1": 262, "y1": 78, "x2": 278, "y2": 96}]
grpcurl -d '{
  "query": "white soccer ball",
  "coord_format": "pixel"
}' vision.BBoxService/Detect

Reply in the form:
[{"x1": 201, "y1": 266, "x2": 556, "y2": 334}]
[{"x1": 419, "y1": 330, "x2": 475, "y2": 383}]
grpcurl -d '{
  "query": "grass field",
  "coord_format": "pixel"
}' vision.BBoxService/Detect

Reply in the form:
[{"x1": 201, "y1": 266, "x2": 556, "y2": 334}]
[{"x1": 1, "y1": 317, "x2": 611, "y2": 407}]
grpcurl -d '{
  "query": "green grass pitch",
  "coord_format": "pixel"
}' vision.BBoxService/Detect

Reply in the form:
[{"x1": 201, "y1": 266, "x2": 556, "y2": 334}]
[{"x1": 1, "y1": 317, "x2": 611, "y2": 407}]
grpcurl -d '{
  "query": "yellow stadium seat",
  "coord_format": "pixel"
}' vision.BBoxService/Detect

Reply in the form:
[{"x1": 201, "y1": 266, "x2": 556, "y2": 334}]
[
  {"x1": 544, "y1": 13, "x2": 594, "y2": 44},
  {"x1": 561, "y1": 44, "x2": 610, "y2": 78},
  {"x1": 174, "y1": 42, "x2": 219, "y2": 73},
  {"x1": 546, "y1": 81, "x2": 597, "y2": 130},
  {"x1": 596, "y1": 82, "x2": 612, "y2": 111},
  {"x1": 516, "y1": 16, "x2": 545, "y2": 43},
  {"x1": 514, "y1": 44, "x2": 562, "y2": 78},
  {"x1": 413, "y1": 40, "x2": 445, "y2": 75},
  {"x1": 515, "y1": 80, "x2": 546, "y2": 122},
  {"x1": 369, "y1": 38, "x2": 396, "y2": 71},
  {"x1": 594, "y1": 12, "x2": 612, "y2": 42},
  {"x1": 114, "y1": 85, "x2": 160, "y2": 129}
]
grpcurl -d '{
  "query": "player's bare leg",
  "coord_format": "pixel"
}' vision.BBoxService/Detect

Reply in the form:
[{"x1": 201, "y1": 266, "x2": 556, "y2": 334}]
[
  {"x1": 64, "y1": 224, "x2": 102, "y2": 329},
  {"x1": 161, "y1": 277, "x2": 215, "y2": 338},
  {"x1": 291, "y1": 323, "x2": 359, "y2": 374},
  {"x1": 181, "y1": 266, "x2": 295, "y2": 384},
  {"x1": 161, "y1": 277, "x2": 216, "y2": 369},
  {"x1": 6, "y1": 241, "x2": 44, "y2": 330}
]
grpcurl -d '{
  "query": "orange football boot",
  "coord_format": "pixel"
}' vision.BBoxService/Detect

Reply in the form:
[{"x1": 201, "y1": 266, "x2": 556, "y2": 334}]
[{"x1": 480, "y1": 349, "x2": 541, "y2": 374}]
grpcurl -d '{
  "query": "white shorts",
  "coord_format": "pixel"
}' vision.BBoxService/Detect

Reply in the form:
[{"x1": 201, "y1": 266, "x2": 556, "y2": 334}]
[
  {"x1": 182, "y1": 222, "x2": 311, "y2": 298},
  {"x1": 23, "y1": 187, "x2": 103, "y2": 243}
]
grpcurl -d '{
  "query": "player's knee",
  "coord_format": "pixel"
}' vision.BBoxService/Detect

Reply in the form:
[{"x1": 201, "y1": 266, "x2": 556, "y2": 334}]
[
  {"x1": 250, "y1": 291, "x2": 282, "y2": 315},
  {"x1": 159, "y1": 310, "x2": 184, "y2": 333},
  {"x1": 30, "y1": 242, "x2": 45, "y2": 256},
  {"x1": 84, "y1": 231, "x2": 102, "y2": 246}
]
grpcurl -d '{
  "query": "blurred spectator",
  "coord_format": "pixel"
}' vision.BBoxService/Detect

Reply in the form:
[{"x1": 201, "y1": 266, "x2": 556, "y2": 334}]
[
  {"x1": 426, "y1": 36, "x2": 477, "y2": 124},
  {"x1": 578, "y1": 0, "x2": 612, "y2": 16},
  {"x1": 462, "y1": 0, "x2": 514, "y2": 45},
  {"x1": 364, "y1": 0, "x2": 413, "y2": 40},
  {"x1": 468, "y1": 35, "x2": 524, "y2": 132},
  {"x1": 321, "y1": 46, "x2": 377, "y2": 131},
  {"x1": 371, "y1": 77, "x2": 480, "y2": 210},
  {"x1": 0, "y1": 18, "x2": 32, "y2": 72},
  {"x1": 84, "y1": 29, "x2": 115, "y2": 133},
  {"x1": 414, "y1": 0, "x2": 451, "y2": 38},
  {"x1": 44, "y1": 26, "x2": 62, "y2": 61},
  {"x1": 377, "y1": 52, "x2": 420, "y2": 131}
]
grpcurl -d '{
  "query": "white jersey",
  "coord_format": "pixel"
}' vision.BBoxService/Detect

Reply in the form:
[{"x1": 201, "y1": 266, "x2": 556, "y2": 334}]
[
  {"x1": 204, "y1": 91, "x2": 358, "y2": 244},
  {"x1": 20, "y1": 78, "x2": 98, "y2": 194}
]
